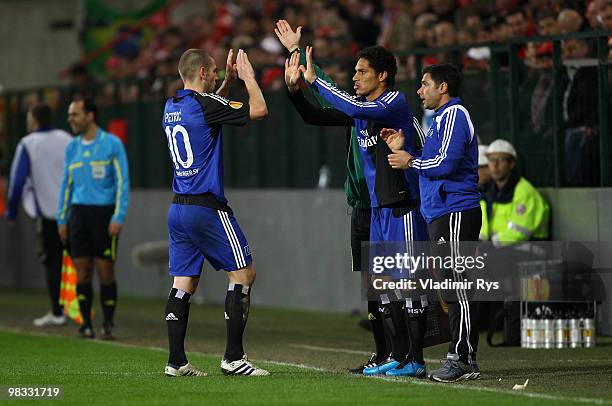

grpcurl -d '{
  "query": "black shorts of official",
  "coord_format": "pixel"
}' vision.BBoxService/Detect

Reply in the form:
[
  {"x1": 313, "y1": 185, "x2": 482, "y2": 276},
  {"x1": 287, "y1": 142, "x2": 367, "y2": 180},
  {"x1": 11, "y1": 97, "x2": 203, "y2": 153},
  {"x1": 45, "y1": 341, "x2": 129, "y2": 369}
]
[
  {"x1": 68, "y1": 205, "x2": 118, "y2": 261},
  {"x1": 350, "y1": 207, "x2": 371, "y2": 272}
]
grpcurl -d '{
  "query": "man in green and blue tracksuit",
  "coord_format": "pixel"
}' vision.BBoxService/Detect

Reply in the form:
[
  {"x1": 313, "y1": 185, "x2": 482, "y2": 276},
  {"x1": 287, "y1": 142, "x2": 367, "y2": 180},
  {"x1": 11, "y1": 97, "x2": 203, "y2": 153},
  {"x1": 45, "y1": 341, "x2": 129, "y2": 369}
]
[
  {"x1": 297, "y1": 40, "x2": 430, "y2": 378},
  {"x1": 57, "y1": 96, "x2": 130, "y2": 340},
  {"x1": 275, "y1": 21, "x2": 381, "y2": 373}
]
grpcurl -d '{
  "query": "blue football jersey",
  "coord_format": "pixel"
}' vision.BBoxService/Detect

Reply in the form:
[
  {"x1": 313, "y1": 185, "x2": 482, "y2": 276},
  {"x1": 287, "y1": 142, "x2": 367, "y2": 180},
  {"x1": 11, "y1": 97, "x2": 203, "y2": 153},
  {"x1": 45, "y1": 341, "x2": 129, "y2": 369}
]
[{"x1": 162, "y1": 90, "x2": 249, "y2": 203}]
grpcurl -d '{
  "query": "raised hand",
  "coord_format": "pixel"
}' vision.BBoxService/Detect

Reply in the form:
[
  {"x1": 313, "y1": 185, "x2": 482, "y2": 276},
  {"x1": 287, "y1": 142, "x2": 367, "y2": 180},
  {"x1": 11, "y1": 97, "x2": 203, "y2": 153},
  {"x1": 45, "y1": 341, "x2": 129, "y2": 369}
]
[
  {"x1": 379, "y1": 128, "x2": 405, "y2": 151},
  {"x1": 236, "y1": 49, "x2": 256, "y2": 82},
  {"x1": 284, "y1": 51, "x2": 301, "y2": 92},
  {"x1": 224, "y1": 49, "x2": 237, "y2": 83},
  {"x1": 274, "y1": 19, "x2": 302, "y2": 52},
  {"x1": 298, "y1": 46, "x2": 316, "y2": 84}
]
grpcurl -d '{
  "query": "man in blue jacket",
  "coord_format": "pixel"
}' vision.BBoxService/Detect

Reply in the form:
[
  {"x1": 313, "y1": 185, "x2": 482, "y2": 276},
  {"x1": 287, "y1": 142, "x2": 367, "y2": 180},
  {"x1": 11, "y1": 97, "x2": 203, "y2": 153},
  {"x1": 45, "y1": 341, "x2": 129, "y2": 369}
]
[
  {"x1": 381, "y1": 63, "x2": 482, "y2": 382},
  {"x1": 58, "y1": 96, "x2": 130, "y2": 340}
]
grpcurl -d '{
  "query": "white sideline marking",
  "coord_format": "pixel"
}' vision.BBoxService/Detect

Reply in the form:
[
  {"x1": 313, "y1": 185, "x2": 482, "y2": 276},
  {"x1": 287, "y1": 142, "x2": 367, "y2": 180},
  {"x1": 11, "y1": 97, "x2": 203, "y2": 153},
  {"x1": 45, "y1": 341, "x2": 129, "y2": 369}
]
[
  {"x1": 1, "y1": 328, "x2": 610, "y2": 405},
  {"x1": 289, "y1": 343, "x2": 438, "y2": 364},
  {"x1": 289, "y1": 343, "x2": 370, "y2": 355}
]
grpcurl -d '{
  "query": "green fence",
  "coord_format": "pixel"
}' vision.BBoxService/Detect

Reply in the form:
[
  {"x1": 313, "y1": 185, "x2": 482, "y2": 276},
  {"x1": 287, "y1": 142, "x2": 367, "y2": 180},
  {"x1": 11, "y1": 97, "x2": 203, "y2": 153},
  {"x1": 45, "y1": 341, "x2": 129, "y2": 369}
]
[{"x1": 1, "y1": 31, "x2": 610, "y2": 189}]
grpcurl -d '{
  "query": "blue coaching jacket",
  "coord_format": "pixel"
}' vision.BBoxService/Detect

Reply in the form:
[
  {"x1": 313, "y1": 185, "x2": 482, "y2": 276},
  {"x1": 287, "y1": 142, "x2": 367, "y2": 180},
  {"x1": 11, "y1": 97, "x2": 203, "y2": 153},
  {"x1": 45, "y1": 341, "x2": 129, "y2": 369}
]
[{"x1": 411, "y1": 98, "x2": 480, "y2": 223}]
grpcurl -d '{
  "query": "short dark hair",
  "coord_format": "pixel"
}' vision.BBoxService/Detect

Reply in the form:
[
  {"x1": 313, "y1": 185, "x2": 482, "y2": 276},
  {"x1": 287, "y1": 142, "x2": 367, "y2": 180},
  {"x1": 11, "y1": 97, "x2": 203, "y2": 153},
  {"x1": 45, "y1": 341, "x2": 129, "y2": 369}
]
[
  {"x1": 422, "y1": 63, "x2": 462, "y2": 97},
  {"x1": 178, "y1": 49, "x2": 212, "y2": 82},
  {"x1": 30, "y1": 103, "x2": 53, "y2": 128},
  {"x1": 72, "y1": 95, "x2": 98, "y2": 122},
  {"x1": 356, "y1": 45, "x2": 397, "y2": 87}
]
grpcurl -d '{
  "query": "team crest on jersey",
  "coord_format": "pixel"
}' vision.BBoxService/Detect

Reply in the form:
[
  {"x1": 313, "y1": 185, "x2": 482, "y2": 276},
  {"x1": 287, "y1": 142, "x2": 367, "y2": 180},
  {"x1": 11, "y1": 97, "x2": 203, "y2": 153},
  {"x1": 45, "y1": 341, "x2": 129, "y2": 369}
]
[{"x1": 229, "y1": 101, "x2": 243, "y2": 109}]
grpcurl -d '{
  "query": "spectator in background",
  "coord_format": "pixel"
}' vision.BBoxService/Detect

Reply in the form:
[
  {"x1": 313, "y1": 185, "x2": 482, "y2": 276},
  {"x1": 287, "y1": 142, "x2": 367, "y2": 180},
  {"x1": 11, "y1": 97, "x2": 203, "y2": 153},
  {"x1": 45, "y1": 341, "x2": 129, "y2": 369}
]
[
  {"x1": 557, "y1": 9, "x2": 584, "y2": 33},
  {"x1": 414, "y1": 13, "x2": 439, "y2": 48},
  {"x1": 480, "y1": 139, "x2": 550, "y2": 244},
  {"x1": 528, "y1": 0, "x2": 551, "y2": 20},
  {"x1": 337, "y1": 0, "x2": 382, "y2": 49},
  {"x1": 411, "y1": 0, "x2": 430, "y2": 17},
  {"x1": 432, "y1": 0, "x2": 456, "y2": 23},
  {"x1": 586, "y1": 0, "x2": 606, "y2": 30},
  {"x1": 5, "y1": 103, "x2": 72, "y2": 327},
  {"x1": 378, "y1": 0, "x2": 414, "y2": 51},
  {"x1": 562, "y1": 39, "x2": 600, "y2": 186},
  {"x1": 602, "y1": 1, "x2": 612, "y2": 30},
  {"x1": 433, "y1": 21, "x2": 457, "y2": 63},
  {"x1": 506, "y1": 8, "x2": 533, "y2": 59},
  {"x1": 435, "y1": 21, "x2": 457, "y2": 48},
  {"x1": 525, "y1": 11, "x2": 559, "y2": 69}
]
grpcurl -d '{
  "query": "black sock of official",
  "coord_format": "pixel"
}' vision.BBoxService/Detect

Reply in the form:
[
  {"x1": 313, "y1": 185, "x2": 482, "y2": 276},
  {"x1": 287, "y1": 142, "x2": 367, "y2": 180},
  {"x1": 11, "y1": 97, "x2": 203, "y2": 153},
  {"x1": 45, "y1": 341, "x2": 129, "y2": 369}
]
[
  {"x1": 166, "y1": 288, "x2": 191, "y2": 367},
  {"x1": 224, "y1": 283, "x2": 250, "y2": 362},
  {"x1": 380, "y1": 300, "x2": 409, "y2": 361},
  {"x1": 406, "y1": 309, "x2": 427, "y2": 365},
  {"x1": 100, "y1": 282, "x2": 117, "y2": 324},
  {"x1": 76, "y1": 283, "x2": 93, "y2": 328},
  {"x1": 367, "y1": 300, "x2": 388, "y2": 359}
]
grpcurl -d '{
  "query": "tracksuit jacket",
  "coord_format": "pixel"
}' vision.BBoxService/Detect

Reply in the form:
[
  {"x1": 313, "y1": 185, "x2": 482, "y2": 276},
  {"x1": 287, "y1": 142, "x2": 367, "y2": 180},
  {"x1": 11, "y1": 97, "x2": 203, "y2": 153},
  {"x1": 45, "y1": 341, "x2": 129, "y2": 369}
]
[{"x1": 411, "y1": 97, "x2": 481, "y2": 223}]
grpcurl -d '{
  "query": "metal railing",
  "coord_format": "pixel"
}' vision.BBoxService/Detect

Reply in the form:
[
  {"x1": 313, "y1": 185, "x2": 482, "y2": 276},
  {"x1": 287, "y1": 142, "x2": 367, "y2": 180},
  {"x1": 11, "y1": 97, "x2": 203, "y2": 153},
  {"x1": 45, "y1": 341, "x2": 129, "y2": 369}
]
[{"x1": 1, "y1": 31, "x2": 610, "y2": 188}]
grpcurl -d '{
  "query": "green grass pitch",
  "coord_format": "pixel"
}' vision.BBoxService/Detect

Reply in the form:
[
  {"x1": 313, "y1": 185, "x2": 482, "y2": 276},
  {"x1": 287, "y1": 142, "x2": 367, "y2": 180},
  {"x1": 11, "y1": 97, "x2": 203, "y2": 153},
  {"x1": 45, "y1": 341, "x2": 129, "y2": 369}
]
[{"x1": 0, "y1": 290, "x2": 610, "y2": 405}]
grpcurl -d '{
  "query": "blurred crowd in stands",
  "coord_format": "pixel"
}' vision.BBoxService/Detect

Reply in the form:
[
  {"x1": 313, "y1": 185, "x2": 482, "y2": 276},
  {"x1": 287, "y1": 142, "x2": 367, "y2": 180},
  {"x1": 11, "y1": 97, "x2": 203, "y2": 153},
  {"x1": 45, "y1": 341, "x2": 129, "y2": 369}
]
[
  {"x1": 1, "y1": 0, "x2": 610, "y2": 192},
  {"x1": 67, "y1": 0, "x2": 612, "y2": 98}
]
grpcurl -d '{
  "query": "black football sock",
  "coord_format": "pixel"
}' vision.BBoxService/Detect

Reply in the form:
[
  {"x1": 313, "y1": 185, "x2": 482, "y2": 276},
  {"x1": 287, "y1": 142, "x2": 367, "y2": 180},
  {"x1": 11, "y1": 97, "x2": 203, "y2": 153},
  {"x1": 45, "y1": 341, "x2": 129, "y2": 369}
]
[
  {"x1": 367, "y1": 300, "x2": 388, "y2": 359},
  {"x1": 224, "y1": 283, "x2": 250, "y2": 362},
  {"x1": 405, "y1": 299, "x2": 427, "y2": 365},
  {"x1": 166, "y1": 288, "x2": 191, "y2": 367},
  {"x1": 100, "y1": 282, "x2": 117, "y2": 324},
  {"x1": 379, "y1": 295, "x2": 409, "y2": 361},
  {"x1": 76, "y1": 283, "x2": 93, "y2": 328}
]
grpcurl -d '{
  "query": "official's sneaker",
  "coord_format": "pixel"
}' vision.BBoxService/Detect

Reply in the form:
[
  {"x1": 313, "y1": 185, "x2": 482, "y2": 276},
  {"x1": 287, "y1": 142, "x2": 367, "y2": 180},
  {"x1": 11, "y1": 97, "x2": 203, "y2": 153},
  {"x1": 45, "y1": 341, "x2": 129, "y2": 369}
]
[
  {"x1": 363, "y1": 358, "x2": 401, "y2": 376},
  {"x1": 78, "y1": 326, "x2": 95, "y2": 339},
  {"x1": 385, "y1": 359, "x2": 427, "y2": 378},
  {"x1": 429, "y1": 356, "x2": 473, "y2": 382},
  {"x1": 221, "y1": 355, "x2": 269, "y2": 376},
  {"x1": 164, "y1": 363, "x2": 208, "y2": 377},
  {"x1": 33, "y1": 311, "x2": 66, "y2": 327},
  {"x1": 100, "y1": 321, "x2": 114, "y2": 340},
  {"x1": 468, "y1": 360, "x2": 480, "y2": 380},
  {"x1": 348, "y1": 353, "x2": 385, "y2": 374}
]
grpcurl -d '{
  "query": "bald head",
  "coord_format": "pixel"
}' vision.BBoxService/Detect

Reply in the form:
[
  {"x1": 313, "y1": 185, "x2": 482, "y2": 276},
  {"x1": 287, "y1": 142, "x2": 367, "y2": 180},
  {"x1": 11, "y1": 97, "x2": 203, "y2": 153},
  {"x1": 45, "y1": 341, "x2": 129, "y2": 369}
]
[
  {"x1": 178, "y1": 49, "x2": 213, "y2": 82},
  {"x1": 557, "y1": 9, "x2": 583, "y2": 33}
]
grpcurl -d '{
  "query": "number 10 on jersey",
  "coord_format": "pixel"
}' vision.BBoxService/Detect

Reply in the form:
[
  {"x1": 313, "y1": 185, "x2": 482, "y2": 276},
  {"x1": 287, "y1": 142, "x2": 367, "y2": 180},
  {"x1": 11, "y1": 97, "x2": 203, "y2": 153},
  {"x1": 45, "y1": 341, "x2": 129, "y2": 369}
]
[{"x1": 165, "y1": 125, "x2": 194, "y2": 169}]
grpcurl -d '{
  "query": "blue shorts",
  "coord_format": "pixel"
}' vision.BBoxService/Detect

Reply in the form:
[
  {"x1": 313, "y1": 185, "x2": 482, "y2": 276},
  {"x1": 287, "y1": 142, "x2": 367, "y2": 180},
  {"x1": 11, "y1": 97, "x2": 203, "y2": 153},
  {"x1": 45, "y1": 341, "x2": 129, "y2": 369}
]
[
  {"x1": 369, "y1": 206, "x2": 428, "y2": 278},
  {"x1": 168, "y1": 204, "x2": 252, "y2": 276}
]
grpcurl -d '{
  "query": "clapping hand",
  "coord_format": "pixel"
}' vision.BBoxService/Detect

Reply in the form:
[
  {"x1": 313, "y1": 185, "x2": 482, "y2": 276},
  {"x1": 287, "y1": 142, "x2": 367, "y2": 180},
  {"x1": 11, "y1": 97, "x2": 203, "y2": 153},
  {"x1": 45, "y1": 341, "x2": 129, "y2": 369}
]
[
  {"x1": 284, "y1": 51, "x2": 301, "y2": 92},
  {"x1": 224, "y1": 49, "x2": 237, "y2": 83},
  {"x1": 379, "y1": 128, "x2": 405, "y2": 150},
  {"x1": 274, "y1": 19, "x2": 302, "y2": 52},
  {"x1": 380, "y1": 128, "x2": 414, "y2": 169},
  {"x1": 298, "y1": 46, "x2": 316, "y2": 84},
  {"x1": 236, "y1": 49, "x2": 255, "y2": 82}
]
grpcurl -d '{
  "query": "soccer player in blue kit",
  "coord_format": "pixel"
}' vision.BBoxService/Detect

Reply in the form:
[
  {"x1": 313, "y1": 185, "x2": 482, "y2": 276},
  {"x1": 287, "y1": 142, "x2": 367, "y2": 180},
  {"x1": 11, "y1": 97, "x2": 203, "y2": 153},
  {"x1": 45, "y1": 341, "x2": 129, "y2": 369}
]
[
  {"x1": 162, "y1": 48, "x2": 268, "y2": 377},
  {"x1": 299, "y1": 46, "x2": 430, "y2": 378}
]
